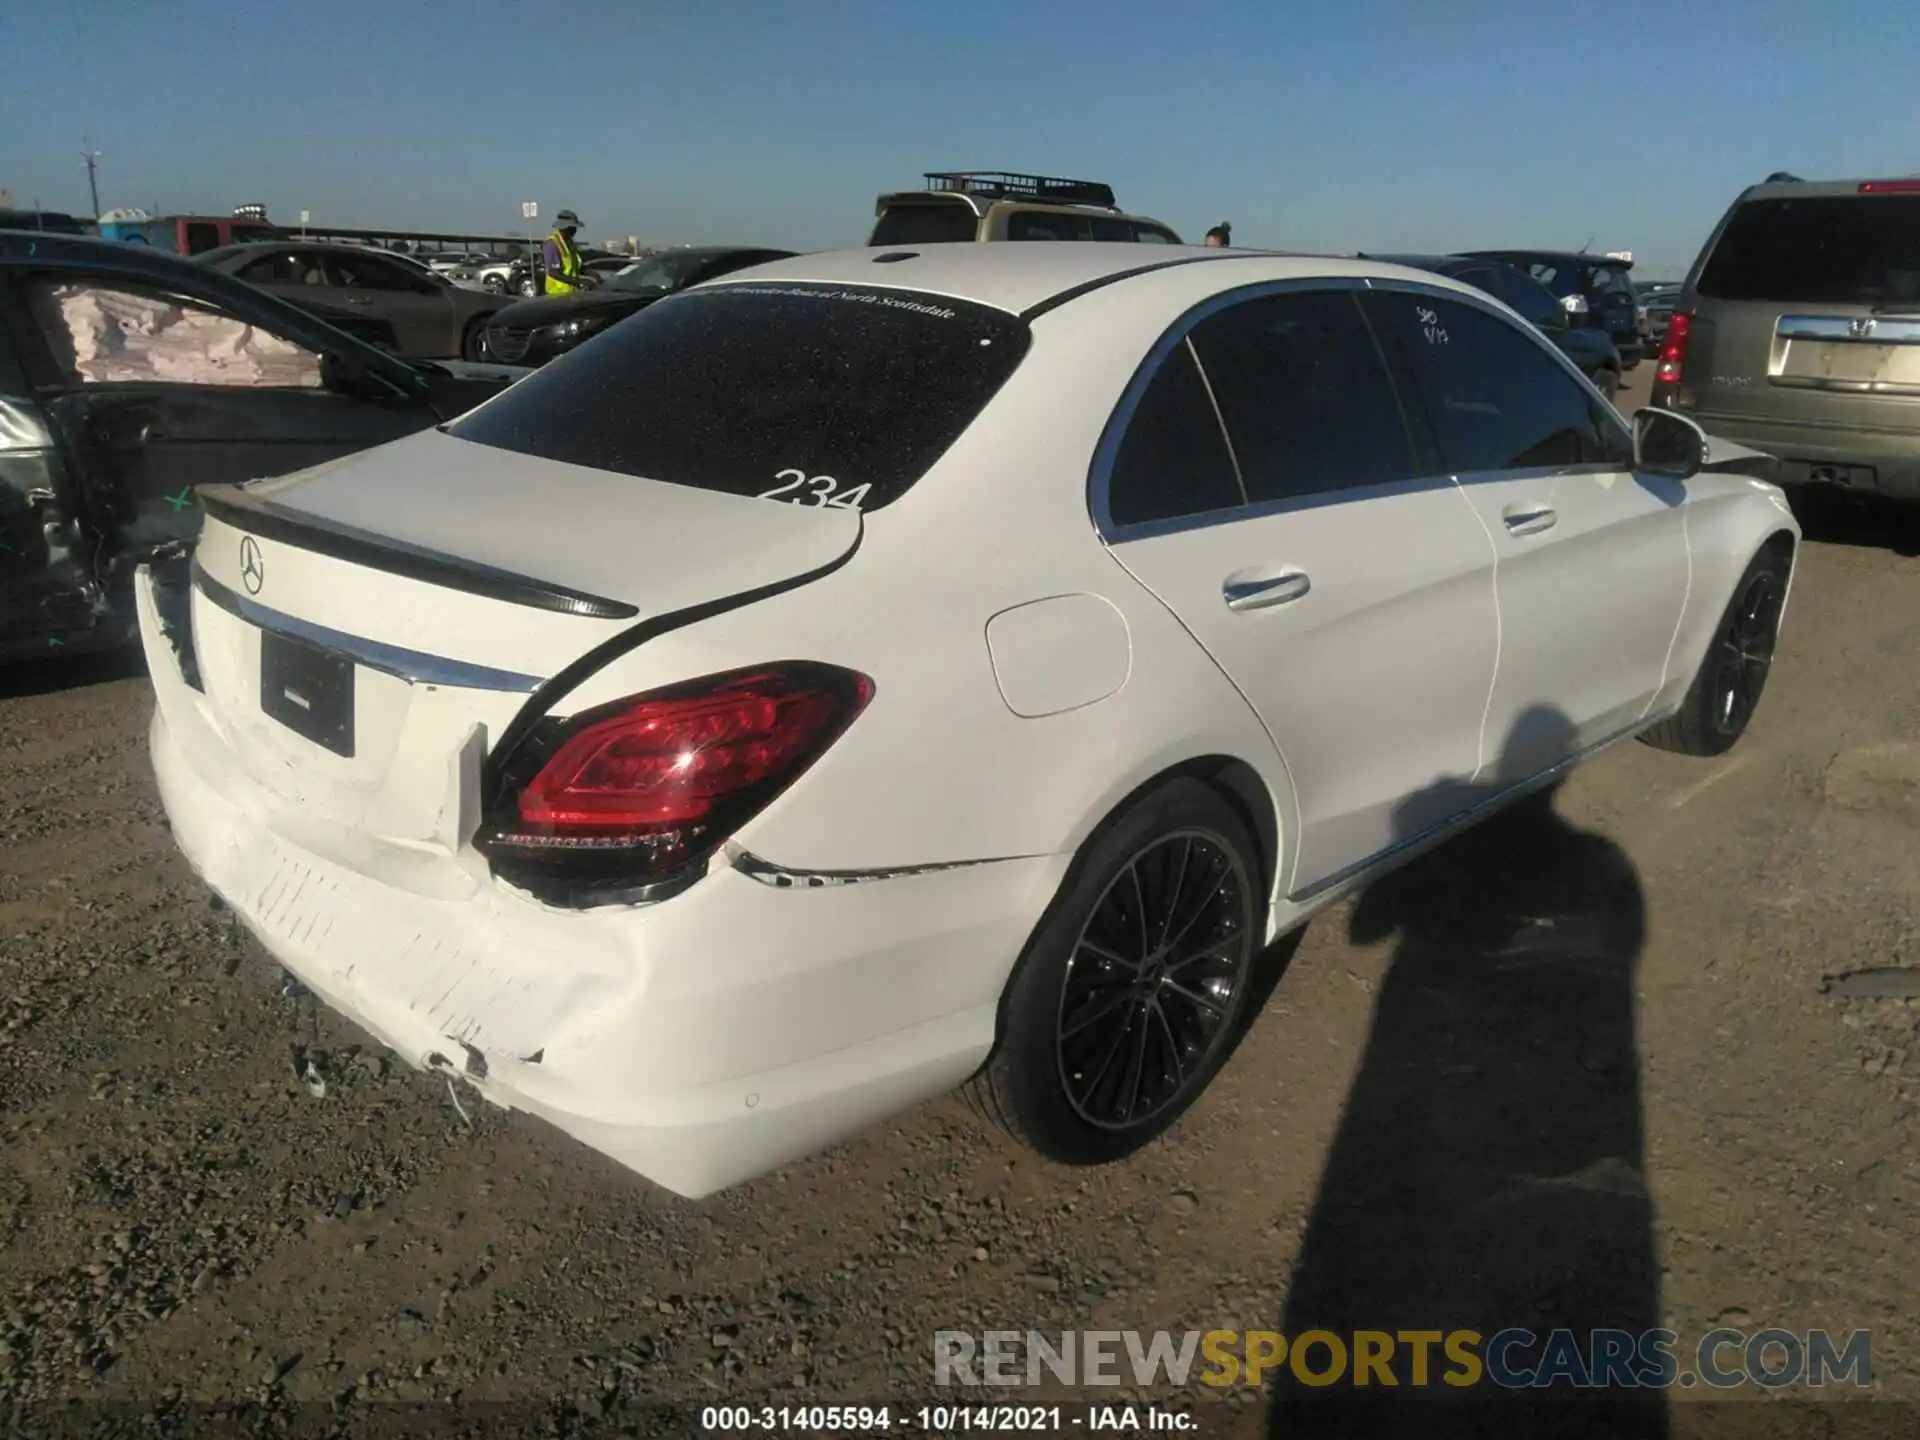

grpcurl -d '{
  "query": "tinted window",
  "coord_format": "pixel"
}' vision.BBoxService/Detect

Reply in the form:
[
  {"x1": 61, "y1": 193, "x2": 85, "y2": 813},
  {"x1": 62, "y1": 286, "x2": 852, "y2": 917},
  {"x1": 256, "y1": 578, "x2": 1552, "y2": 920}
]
[
  {"x1": 870, "y1": 202, "x2": 978, "y2": 245},
  {"x1": 1498, "y1": 269, "x2": 1567, "y2": 330},
  {"x1": 1090, "y1": 217, "x2": 1132, "y2": 242},
  {"x1": 1133, "y1": 225, "x2": 1180, "y2": 244},
  {"x1": 1106, "y1": 340, "x2": 1243, "y2": 526},
  {"x1": 184, "y1": 223, "x2": 222, "y2": 255},
  {"x1": 1367, "y1": 291, "x2": 1608, "y2": 473},
  {"x1": 238, "y1": 250, "x2": 326, "y2": 286},
  {"x1": 450, "y1": 284, "x2": 1030, "y2": 512},
  {"x1": 1449, "y1": 265, "x2": 1504, "y2": 300},
  {"x1": 1698, "y1": 195, "x2": 1920, "y2": 307},
  {"x1": 329, "y1": 254, "x2": 423, "y2": 292},
  {"x1": 1007, "y1": 211, "x2": 1095, "y2": 241},
  {"x1": 1590, "y1": 267, "x2": 1636, "y2": 303},
  {"x1": 1187, "y1": 290, "x2": 1420, "y2": 504}
]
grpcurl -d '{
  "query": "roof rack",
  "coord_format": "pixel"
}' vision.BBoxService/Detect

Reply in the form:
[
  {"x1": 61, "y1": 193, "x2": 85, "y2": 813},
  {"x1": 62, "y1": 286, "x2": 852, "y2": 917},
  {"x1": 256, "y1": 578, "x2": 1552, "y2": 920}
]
[{"x1": 922, "y1": 171, "x2": 1118, "y2": 210}]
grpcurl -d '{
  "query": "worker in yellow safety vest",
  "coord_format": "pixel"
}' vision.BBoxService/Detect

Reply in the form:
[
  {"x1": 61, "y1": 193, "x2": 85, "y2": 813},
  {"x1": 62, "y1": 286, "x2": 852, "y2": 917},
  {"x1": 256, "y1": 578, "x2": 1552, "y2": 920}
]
[{"x1": 542, "y1": 210, "x2": 584, "y2": 295}]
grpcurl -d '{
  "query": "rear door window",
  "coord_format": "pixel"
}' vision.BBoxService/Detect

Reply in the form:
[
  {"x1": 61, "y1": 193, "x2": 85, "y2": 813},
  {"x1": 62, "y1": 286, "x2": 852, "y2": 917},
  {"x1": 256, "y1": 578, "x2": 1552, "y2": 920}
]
[
  {"x1": 1366, "y1": 291, "x2": 1609, "y2": 473},
  {"x1": 1697, "y1": 195, "x2": 1920, "y2": 307},
  {"x1": 448, "y1": 284, "x2": 1031, "y2": 513},
  {"x1": 1187, "y1": 290, "x2": 1422, "y2": 504},
  {"x1": 1132, "y1": 224, "x2": 1180, "y2": 244},
  {"x1": 1104, "y1": 341, "x2": 1244, "y2": 527},
  {"x1": 869, "y1": 202, "x2": 978, "y2": 245}
]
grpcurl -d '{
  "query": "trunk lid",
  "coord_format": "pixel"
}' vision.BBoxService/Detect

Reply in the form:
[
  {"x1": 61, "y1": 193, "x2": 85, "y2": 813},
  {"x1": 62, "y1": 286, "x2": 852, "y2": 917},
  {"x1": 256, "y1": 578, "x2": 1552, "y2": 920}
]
[{"x1": 178, "y1": 428, "x2": 859, "y2": 873}]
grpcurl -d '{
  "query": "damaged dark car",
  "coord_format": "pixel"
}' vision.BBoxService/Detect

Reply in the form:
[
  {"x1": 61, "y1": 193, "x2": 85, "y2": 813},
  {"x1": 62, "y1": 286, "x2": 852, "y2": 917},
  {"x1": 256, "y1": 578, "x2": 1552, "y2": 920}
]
[{"x1": 0, "y1": 232, "x2": 526, "y2": 663}]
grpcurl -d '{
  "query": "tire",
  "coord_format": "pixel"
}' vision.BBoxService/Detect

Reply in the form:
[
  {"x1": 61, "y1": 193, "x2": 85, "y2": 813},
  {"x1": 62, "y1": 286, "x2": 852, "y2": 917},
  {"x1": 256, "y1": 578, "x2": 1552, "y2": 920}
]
[
  {"x1": 1640, "y1": 544, "x2": 1789, "y2": 757},
  {"x1": 461, "y1": 318, "x2": 489, "y2": 362},
  {"x1": 482, "y1": 274, "x2": 506, "y2": 295},
  {"x1": 965, "y1": 778, "x2": 1263, "y2": 1166}
]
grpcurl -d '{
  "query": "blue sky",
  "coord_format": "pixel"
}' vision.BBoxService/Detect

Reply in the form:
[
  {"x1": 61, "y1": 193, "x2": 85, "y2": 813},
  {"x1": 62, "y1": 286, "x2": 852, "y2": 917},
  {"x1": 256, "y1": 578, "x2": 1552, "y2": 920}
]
[{"x1": 5, "y1": 0, "x2": 1915, "y2": 277}]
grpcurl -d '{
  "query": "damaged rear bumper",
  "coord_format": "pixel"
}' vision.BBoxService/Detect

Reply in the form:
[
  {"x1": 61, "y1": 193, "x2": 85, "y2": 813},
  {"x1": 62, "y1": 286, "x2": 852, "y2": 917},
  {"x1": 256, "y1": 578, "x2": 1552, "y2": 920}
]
[{"x1": 134, "y1": 568, "x2": 1067, "y2": 1198}]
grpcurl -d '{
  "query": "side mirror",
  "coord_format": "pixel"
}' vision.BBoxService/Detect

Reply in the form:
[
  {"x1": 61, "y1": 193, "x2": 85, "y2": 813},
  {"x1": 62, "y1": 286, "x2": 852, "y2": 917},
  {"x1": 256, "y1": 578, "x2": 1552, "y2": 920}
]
[
  {"x1": 1562, "y1": 293, "x2": 1591, "y2": 318},
  {"x1": 1632, "y1": 407, "x2": 1707, "y2": 479}
]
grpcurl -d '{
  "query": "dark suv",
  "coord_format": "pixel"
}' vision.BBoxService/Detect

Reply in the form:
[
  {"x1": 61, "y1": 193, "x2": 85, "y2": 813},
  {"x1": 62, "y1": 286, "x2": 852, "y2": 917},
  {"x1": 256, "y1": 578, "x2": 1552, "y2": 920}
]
[
  {"x1": 1361, "y1": 253, "x2": 1625, "y2": 397},
  {"x1": 1654, "y1": 175, "x2": 1920, "y2": 502},
  {"x1": 1461, "y1": 250, "x2": 1645, "y2": 368}
]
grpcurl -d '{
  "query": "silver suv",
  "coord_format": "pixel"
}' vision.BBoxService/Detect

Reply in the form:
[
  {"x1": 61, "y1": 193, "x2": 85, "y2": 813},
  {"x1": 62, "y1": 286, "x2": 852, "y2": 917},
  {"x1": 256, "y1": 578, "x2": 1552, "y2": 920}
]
[{"x1": 1655, "y1": 175, "x2": 1920, "y2": 500}]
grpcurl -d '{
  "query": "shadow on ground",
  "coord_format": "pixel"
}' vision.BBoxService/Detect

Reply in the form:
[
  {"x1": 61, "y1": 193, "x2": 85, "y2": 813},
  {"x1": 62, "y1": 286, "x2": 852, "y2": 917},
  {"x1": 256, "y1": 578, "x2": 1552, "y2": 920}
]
[
  {"x1": 1789, "y1": 489, "x2": 1920, "y2": 558},
  {"x1": 0, "y1": 643, "x2": 147, "y2": 701},
  {"x1": 1269, "y1": 705, "x2": 1667, "y2": 1438}
]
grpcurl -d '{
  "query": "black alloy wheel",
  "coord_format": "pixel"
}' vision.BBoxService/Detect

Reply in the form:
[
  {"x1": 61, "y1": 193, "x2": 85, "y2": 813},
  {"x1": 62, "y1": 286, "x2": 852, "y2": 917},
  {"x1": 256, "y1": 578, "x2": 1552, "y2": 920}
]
[
  {"x1": 1640, "y1": 544, "x2": 1789, "y2": 757},
  {"x1": 1709, "y1": 564, "x2": 1781, "y2": 740},
  {"x1": 1056, "y1": 831, "x2": 1251, "y2": 1130},
  {"x1": 967, "y1": 778, "x2": 1263, "y2": 1165}
]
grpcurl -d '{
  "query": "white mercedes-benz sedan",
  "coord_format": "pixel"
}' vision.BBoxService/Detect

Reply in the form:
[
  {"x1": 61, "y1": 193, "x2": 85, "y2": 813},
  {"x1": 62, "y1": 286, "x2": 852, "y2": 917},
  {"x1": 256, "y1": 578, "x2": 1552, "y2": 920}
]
[{"x1": 136, "y1": 243, "x2": 1799, "y2": 1199}]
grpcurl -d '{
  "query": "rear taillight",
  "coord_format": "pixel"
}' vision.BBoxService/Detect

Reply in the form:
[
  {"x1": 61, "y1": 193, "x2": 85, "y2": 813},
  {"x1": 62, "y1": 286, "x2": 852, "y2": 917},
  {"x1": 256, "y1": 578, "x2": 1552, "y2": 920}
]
[
  {"x1": 481, "y1": 662, "x2": 873, "y2": 898},
  {"x1": 1859, "y1": 179, "x2": 1920, "y2": 194},
  {"x1": 1655, "y1": 312, "x2": 1692, "y2": 386}
]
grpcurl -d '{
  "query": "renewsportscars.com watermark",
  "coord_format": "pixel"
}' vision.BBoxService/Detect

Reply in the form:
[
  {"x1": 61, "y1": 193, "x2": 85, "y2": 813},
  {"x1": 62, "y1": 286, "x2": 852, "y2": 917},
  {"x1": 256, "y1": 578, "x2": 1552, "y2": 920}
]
[{"x1": 935, "y1": 1328, "x2": 1872, "y2": 1391}]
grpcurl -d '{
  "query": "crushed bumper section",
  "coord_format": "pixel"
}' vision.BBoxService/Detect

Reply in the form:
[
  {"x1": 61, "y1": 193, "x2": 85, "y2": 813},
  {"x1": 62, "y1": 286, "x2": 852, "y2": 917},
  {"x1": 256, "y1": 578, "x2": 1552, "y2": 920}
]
[{"x1": 134, "y1": 567, "x2": 1067, "y2": 1198}]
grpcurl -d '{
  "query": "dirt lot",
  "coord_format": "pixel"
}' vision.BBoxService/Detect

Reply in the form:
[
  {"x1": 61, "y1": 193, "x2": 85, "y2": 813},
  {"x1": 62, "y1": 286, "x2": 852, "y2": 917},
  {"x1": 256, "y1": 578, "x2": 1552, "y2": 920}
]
[{"x1": 3, "y1": 367, "x2": 1918, "y2": 1436}]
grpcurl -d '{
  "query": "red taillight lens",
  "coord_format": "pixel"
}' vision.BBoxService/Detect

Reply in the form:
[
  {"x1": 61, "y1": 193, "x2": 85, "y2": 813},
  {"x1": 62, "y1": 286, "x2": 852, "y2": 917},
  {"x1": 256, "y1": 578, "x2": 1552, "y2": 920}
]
[
  {"x1": 1859, "y1": 179, "x2": 1920, "y2": 194},
  {"x1": 483, "y1": 662, "x2": 872, "y2": 888},
  {"x1": 1655, "y1": 312, "x2": 1692, "y2": 386}
]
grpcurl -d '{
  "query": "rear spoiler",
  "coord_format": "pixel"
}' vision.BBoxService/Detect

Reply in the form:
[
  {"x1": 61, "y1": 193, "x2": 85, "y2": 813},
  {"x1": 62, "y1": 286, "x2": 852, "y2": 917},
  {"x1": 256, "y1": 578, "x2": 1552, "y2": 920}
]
[{"x1": 197, "y1": 483, "x2": 638, "y2": 619}]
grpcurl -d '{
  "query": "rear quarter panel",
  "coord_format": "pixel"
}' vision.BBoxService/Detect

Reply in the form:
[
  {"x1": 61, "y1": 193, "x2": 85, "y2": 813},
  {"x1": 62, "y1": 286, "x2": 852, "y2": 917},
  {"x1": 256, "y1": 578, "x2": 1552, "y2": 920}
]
[{"x1": 541, "y1": 277, "x2": 1304, "y2": 883}]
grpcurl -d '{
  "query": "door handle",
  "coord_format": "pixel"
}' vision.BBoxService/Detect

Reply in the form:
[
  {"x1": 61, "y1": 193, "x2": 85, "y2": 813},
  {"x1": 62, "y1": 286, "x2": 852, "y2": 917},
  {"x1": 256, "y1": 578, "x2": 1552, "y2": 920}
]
[
  {"x1": 1503, "y1": 504, "x2": 1557, "y2": 537},
  {"x1": 1223, "y1": 570, "x2": 1311, "y2": 612},
  {"x1": 344, "y1": 296, "x2": 374, "y2": 306}
]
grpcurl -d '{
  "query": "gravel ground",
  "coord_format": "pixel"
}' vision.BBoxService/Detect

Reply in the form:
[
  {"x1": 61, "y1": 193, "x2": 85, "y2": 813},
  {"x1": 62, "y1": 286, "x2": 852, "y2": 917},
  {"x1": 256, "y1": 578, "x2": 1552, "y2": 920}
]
[{"x1": 3, "y1": 368, "x2": 1918, "y2": 1437}]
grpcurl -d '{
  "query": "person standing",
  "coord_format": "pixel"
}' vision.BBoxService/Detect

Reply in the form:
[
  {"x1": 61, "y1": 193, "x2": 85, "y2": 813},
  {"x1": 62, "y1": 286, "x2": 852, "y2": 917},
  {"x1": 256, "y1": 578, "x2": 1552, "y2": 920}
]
[
  {"x1": 542, "y1": 210, "x2": 585, "y2": 296},
  {"x1": 1203, "y1": 222, "x2": 1233, "y2": 248}
]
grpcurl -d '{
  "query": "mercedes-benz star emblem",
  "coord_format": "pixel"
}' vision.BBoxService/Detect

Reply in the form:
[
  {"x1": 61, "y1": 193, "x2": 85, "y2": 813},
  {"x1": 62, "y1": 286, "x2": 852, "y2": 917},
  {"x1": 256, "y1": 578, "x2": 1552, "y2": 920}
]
[{"x1": 239, "y1": 536, "x2": 265, "y2": 596}]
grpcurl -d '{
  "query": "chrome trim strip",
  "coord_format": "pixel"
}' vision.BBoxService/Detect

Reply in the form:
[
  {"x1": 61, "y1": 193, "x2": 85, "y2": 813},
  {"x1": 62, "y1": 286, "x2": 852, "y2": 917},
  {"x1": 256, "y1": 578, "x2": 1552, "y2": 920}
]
[
  {"x1": 1771, "y1": 375, "x2": 1920, "y2": 397},
  {"x1": 1777, "y1": 314, "x2": 1920, "y2": 345},
  {"x1": 1287, "y1": 712, "x2": 1661, "y2": 903},
  {"x1": 192, "y1": 560, "x2": 545, "y2": 693}
]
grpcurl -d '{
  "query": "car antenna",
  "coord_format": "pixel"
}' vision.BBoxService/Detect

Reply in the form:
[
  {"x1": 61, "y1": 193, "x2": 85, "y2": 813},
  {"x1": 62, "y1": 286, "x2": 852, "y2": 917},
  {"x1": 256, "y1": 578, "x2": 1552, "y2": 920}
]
[{"x1": 1578, "y1": 235, "x2": 1596, "y2": 253}]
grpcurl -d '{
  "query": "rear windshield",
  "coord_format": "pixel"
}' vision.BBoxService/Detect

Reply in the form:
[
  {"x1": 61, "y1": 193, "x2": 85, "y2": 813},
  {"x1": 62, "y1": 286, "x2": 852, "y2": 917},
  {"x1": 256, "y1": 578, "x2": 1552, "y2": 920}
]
[
  {"x1": 870, "y1": 202, "x2": 979, "y2": 246},
  {"x1": 1697, "y1": 196, "x2": 1920, "y2": 307},
  {"x1": 447, "y1": 283, "x2": 1031, "y2": 512}
]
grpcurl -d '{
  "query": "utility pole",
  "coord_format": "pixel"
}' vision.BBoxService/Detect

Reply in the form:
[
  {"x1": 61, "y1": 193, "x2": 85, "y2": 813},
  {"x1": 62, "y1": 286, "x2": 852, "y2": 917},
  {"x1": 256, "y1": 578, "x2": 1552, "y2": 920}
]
[{"x1": 81, "y1": 137, "x2": 102, "y2": 220}]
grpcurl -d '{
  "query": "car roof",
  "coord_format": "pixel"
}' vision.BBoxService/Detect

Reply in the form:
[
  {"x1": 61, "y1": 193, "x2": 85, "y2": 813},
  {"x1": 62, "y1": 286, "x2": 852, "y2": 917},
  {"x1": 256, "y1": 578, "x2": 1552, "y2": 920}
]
[
  {"x1": 1359, "y1": 252, "x2": 1484, "y2": 274},
  {"x1": 1736, "y1": 176, "x2": 1920, "y2": 202},
  {"x1": 1462, "y1": 248, "x2": 1632, "y2": 270},
  {"x1": 201, "y1": 239, "x2": 412, "y2": 258},
  {"x1": 700, "y1": 243, "x2": 1464, "y2": 318}
]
